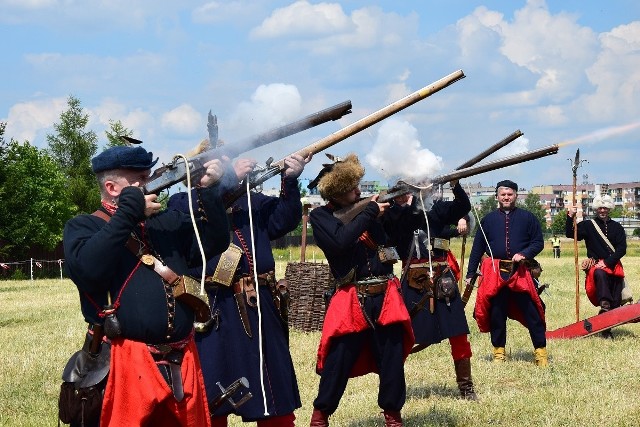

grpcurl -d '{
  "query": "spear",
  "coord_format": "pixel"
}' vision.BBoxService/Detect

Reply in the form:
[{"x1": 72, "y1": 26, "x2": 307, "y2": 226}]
[{"x1": 570, "y1": 149, "x2": 586, "y2": 322}]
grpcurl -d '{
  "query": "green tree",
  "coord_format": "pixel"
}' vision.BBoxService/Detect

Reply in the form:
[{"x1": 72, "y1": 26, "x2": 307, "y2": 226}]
[
  {"x1": 475, "y1": 196, "x2": 497, "y2": 223},
  {"x1": 520, "y1": 193, "x2": 548, "y2": 232},
  {"x1": 0, "y1": 140, "x2": 75, "y2": 258},
  {"x1": 46, "y1": 95, "x2": 100, "y2": 214},
  {"x1": 550, "y1": 210, "x2": 567, "y2": 235},
  {"x1": 105, "y1": 119, "x2": 133, "y2": 148},
  {"x1": 609, "y1": 206, "x2": 623, "y2": 218}
]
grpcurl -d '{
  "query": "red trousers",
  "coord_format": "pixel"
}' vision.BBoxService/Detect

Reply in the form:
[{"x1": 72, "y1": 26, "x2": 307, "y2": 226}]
[{"x1": 101, "y1": 337, "x2": 211, "y2": 427}]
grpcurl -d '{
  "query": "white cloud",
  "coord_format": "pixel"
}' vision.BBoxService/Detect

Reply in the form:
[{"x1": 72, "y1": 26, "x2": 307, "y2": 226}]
[
  {"x1": 250, "y1": 1, "x2": 417, "y2": 55},
  {"x1": 4, "y1": 97, "x2": 67, "y2": 145},
  {"x1": 192, "y1": 1, "x2": 257, "y2": 24},
  {"x1": 161, "y1": 104, "x2": 203, "y2": 136},
  {"x1": 579, "y1": 22, "x2": 640, "y2": 121},
  {"x1": 251, "y1": 0, "x2": 351, "y2": 38}
]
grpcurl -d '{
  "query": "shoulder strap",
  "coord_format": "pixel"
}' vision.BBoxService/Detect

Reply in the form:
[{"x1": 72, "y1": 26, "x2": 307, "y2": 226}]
[
  {"x1": 92, "y1": 210, "x2": 181, "y2": 285},
  {"x1": 590, "y1": 219, "x2": 615, "y2": 253}
]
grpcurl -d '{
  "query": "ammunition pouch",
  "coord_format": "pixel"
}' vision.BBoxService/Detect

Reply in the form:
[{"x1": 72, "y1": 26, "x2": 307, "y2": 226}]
[
  {"x1": 378, "y1": 246, "x2": 400, "y2": 264},
  {"x1": 436, "y1": 274, "x2": 456, "y2": 305}
]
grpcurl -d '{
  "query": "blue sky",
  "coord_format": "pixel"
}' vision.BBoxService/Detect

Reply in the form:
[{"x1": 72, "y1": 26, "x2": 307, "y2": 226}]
[{"x1": 2, "y1": 0, "x2": 639, "y2": 192}]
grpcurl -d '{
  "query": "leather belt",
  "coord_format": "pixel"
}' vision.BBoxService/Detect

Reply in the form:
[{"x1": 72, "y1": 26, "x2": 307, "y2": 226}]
[
  {"x1": 353, "y1": 276, "x2": 390, "y2": 295},
  {"x1": 499, "y1": 259, "x2": 514, "y2": 273},
  {"x1": 149, "y1": 344, "x2": 185, "y2": 402}
]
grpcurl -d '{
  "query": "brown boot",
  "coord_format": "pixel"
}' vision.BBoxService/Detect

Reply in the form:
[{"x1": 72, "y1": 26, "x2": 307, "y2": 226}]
[
  {"x1": 454, "y1": 358, "x2": 478, "y2": 400},
  {"x1": 310, "y1": 408, "x2": 329, "y2": 427},
  {"x1": 382, "y1": 410, "x2": 403, "y2": 427}
]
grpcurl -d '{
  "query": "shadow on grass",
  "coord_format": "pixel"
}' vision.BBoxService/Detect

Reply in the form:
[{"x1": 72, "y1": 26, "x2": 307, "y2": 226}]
[
  {"x1": 407, "y1": 383, "x2": 459, "y2": 400},
  {"x1": 347, "y1": 408, "x2": 459, "y2": 427}
]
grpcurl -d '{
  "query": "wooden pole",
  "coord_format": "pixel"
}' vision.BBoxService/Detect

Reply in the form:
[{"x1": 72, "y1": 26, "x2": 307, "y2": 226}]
[
  {"x1": 571, "y1": 149, "x2": 582, "y2": 322},
  {"x1": 300, "y1": 204, "x2": 311, "y2": 262}
]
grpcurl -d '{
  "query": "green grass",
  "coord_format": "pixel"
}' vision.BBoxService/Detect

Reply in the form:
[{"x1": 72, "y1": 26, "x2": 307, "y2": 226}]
[{"x1": 2, "y1": 243, "x2": 640, "y2": 426}]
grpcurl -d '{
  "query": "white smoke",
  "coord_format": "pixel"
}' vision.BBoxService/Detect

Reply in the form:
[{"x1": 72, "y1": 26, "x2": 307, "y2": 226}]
[{"x1": 365, "y1": 118, "x2": 444, "y2": 182}]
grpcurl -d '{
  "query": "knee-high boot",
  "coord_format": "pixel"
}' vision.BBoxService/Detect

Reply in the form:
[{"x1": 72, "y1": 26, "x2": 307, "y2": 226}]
[{"x1": 454, "y1": 357, "x2": 478, "y2": 400}]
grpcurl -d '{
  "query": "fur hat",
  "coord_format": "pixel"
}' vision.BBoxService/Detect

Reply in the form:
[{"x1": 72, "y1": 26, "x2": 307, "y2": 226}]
[
  {"x1": 313, "y1": 153, "x2": 365, "y2": 200},
  {"x1": 592, "y1": 194, "x2": 614, "y2": 210}
]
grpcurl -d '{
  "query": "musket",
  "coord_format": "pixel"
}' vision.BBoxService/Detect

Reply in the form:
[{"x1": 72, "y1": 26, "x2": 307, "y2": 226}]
[
  {"x1": 142, "y1": 100, "x2": 353, "y2": 194},
  {"x1": 334, "y1": 143, "x2": 559, "y2": 224},
  {"x1": 223, "y1": 70, "x2": 466, "y2": 205},
  {"x1": 210, "y1": 377, "x2": 253, "y2": 413},
  {"x1": 461, "y1": 271, "x2": 481, "y2": 307}
]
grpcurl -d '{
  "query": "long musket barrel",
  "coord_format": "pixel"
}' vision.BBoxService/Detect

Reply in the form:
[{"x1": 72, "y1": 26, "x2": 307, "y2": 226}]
[
  {"x1": 430, "y1": 144, "x2": 559, "y2": 185},
  {"x1": 333, "y1": 144, "x2": 559, "y2": 224},
  {"x1": 223, "y1": 70, "x2": 466, "y2": 205},
  {"x1": 143, "y1": 100, "x2": 353, "y2": 194},
  {"x1": 455, "y1": 129, "x2": 523, "y2": 170},
  {"x1": 270, "y1": 69, "x2": 465, "y2": 170}
]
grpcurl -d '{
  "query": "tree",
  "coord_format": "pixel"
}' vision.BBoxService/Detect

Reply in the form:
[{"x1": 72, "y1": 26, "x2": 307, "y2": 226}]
[
  {"x1": 474, "y1": 196, "x2": 497, "y2": 224},
  {"x1": 46, "y1": 95, "x2": 100, "y2": 214},
  {"x1": 549, "y1": 210, "x2": 567, "y2": 235},
  {"x1": 520, "y1": 193, "x2": 548, "y2": 232},
  {"x1": 105, "y1": 119, "x2": 133, "y2": 148},
  {"x1": 0, "y1": 140, "x2": 75, "y2": 258}
]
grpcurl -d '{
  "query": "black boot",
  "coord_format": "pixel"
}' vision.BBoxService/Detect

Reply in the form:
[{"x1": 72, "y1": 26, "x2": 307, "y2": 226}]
[{"x1": 454, "y1": 358, "x2": 478, "y2": 400}]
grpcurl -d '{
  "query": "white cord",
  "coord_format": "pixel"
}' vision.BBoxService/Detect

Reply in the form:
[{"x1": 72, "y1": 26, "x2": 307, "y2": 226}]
[
  {"x1": 245, "y1": 179, "x2": 269, "y2": 416},
  {"x1": 465, "y1": 182, "x2": 495, "y2": 272},
  {"x1": 175, "y1": 154, "x2": 208, "y2": 293},
  {"x1": 417, "y1": 190, "x2": 434, "y2": 280}
]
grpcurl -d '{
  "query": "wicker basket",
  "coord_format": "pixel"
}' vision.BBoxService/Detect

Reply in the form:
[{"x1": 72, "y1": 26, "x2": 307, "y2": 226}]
[{"x1": 285, "y1": 261, "x2": 333, "y2": 332}]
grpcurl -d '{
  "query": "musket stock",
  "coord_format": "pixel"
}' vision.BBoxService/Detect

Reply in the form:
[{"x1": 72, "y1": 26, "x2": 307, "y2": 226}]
[
  {"x1": 224, "y1": 70, "x2": 466, "y2": 205},
  {"x1": 143, "y1": 100, "x2": 352, "y2": 194}
]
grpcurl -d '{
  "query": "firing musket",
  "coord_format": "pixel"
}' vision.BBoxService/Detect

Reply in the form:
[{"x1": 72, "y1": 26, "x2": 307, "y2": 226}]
[
  {"x1": 333, "y1": 144, "x2": 559, "y2": 224},
  {"x1": 142, "y1": 100, "x2": 353, "y2": 194},
  {"x1": 223, "y1": 70, "x2": 466, "y2": 206}
]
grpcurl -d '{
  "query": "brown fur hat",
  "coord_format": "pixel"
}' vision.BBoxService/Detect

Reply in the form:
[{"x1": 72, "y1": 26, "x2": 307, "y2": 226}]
[{"x1": 317, "y1": 153, "x2": 365, "y2": 200}]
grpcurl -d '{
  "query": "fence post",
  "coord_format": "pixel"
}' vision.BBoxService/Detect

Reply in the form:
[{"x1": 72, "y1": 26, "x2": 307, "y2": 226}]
[{"x1": 30, "y1": 258, "x2": 34, "y2": 281}]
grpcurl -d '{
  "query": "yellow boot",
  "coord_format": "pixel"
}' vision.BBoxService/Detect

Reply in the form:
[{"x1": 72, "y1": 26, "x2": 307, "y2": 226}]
[
  {"x1": 534, "y1": 347, "x2": 549, "y2": 367},
  {"x1": 493, "y1": 347, "x2": 506, "y2": 363}
]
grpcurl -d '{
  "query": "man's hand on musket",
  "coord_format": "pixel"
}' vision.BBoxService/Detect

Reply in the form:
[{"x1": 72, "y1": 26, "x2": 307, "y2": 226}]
[
  {"x1": 393, "y1": 193, "x2": 413, "y2": 207},
  {"x1": 199, "y1": 158, "x2": 227, "y2": 188},
  {"x1": 233, "y1": 158, "x2": 258, "y2": 182},
  {"x1": 371, "y1": 194, "x2": 390, "y2": 218},
  {"x1": 457, "y1": 217, "x2": 469, "y2": 236},
  {"x1": 284, "y1": 153, "x2": 313, "y2": 178},
  {"x1": 512, "y1": 253, "x2": 526, "y2": 263}
]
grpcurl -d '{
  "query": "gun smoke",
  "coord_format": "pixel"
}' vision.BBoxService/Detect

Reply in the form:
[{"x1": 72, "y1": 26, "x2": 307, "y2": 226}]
[{"x1": 365, "y1": 118, "x2": 444, "y2": 183}]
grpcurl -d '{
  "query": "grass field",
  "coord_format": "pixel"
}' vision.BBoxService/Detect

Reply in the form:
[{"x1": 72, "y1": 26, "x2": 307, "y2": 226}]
[{"x1": 2, "y1": 239, "x2": 640, "y2": 426}]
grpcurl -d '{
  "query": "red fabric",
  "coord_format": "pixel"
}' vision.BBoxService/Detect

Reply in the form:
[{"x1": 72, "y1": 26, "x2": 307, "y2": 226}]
[
  {"x1": 257, "y1": 413, "x2": 295, "y2": 427},
  {"x1": 101, "y1": 337, "x2": 211, "y2": 427},
  {"x1": 316, "y1": 277, "x2": 414, "y2": 377},
  {"x1": 585, "y1": 261, "x2": 625, "y2": 307},
  {"x1": 473, "y1": 258, "x2": 546, "y2": 333},
  {"x1": 446, "y1": 251, "x2": 461, "y2": 282},
  {"x1": 211, "y1": 416, "x2": 228, "y2": 427},
  {"x1": 448, "y1": 334, "x2": 472, "y2": 361}
]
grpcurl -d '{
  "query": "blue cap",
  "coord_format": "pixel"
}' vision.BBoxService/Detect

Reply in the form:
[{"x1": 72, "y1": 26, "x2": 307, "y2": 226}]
[
  {"x1": 495, "y1": 179, "x2": 518, "y2": 192},
  {"x1": 91, "y1": 146, "x2": 159, "y2": 173}
]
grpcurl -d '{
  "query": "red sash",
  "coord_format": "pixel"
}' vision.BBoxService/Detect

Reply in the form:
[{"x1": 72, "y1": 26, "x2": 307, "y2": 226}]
[
  {"x1": 316, "y1": 277, "x2": 414, "y2": 378},
  {"x1": 585, "y1": 261, "x2": 625, "y2": 307}
]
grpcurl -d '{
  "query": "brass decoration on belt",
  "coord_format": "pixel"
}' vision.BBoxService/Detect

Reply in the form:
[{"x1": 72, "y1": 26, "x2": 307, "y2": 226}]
[{"x1": 141, "y1": 254, "x2": 155, "y2": 266}]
